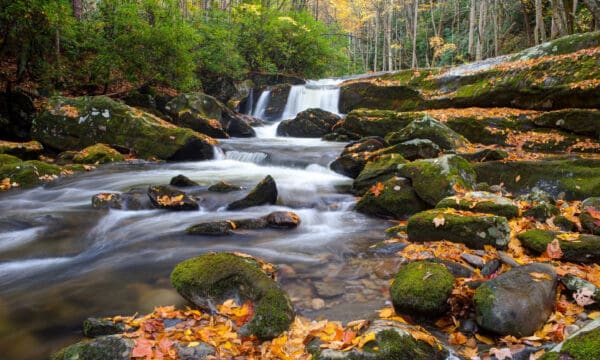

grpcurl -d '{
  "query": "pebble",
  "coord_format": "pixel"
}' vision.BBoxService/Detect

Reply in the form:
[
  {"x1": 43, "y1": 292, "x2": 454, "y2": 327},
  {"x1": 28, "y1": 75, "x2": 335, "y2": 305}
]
[
  {"x1": 498, "y1": 251, "x2": 521, "y2": 267},
  {"x1": 461, "y1": 253, "x2": 485, "y2": 268},
  {"x1": 564, "y1": 325, "x2": 580, "y2": 338},
  {"x1": 311, "y1": 298, "x2": 325, "y2": 310},
  {"x1": 481, "y1": 259, "x2": 501, "y2": 277}
]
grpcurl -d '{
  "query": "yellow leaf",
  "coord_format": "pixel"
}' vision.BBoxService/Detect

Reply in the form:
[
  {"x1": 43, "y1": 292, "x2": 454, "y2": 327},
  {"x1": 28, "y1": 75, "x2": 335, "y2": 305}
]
[
  {"x1": 530, "y1": 272, "x2": 553, "y2": 282},
  {"x1": 357, "y1": 332, "x2": 376, "y2": 348},
  {"x1": 379, "y1": 308, "x2": 394, "y2": 318},
  {"x1": 588, "y1": 311, "x2": 600, "y2": 320},
  {"x1": 475, "y1": 333, "x2": 495, "y2": 345},
  {"x1": 187, "y1": 341, "x2": 200, "y2": 347}
]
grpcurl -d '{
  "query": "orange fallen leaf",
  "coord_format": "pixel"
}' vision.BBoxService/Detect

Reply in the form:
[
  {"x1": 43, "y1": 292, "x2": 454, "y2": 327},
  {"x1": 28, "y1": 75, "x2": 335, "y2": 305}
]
[
  {"x1": 448, "y1": 332, "x2": 468, "y2": 345},
  {"x1": 370, "y1": 182, "x2": 385, "y2": 197},
  {"x1": 132, "y1": 338, "x2": 154, "y2": 359},
  {"x1": 546, "y1": 239, "x2": 563, "y2": 259},
  {"x1": 530, "y1": 272, "x2": 553, "y2": 282}
]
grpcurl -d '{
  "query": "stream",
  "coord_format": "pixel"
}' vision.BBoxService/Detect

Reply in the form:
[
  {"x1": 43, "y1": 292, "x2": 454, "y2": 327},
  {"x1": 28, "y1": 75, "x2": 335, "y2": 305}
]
[{"x1": 0, "y1": 78, "x2": 398, "y2": 359}]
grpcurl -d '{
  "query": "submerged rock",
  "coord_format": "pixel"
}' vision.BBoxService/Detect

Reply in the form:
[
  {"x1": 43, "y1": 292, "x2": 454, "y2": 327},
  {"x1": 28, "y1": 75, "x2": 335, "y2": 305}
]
[
  {"x1": 265, "y1": 211, "x2": 300, "y2": 229},
  {"x1": 32, "y1": 96, "x2": 216, "y2": 161},
  {"x1": 390, "y1": 261, "x2": 454, "y2": 316},
  {"x1": 386, "y1": 115, "x2": 470, "y2": 150},
  {"x1": 187, "y1": 211, "x2": 300, "y2": 235},
  {"x1": 276, "y1": 108, "x2": 340, "y2": 137},
  {"x1": 147, "y1": 185, "x2": 199, "y2": 211},
  {"x1": 169, "y1": 174, "x2": 199, "y2": 187},
  {"x1": 474, "y1": 263, "x2": 557, "y2": 337},
  {"x1": 397, "y1": 155, "x2": 477, "y2": 206},
  {"x1": 208, "y1": 180, "x2": 243, "y2": 192},
  {"x1": 407, "y1": 209, "x2": 511, "y2": 249},
  {"x1": 170, "y1": 253, "x2": 294, "y2": 340},
  {"x1": 355, "y1": 177, "x2": 429, "y2": 219},
  {"x1": 518, "y1": 229, "x2": 600, "y2": 264},
  {"x1": 73, "y1": 143, "x2": 125, "y2": 164},
  {"x1": 187, "y1": 221, "x2": 235, "y2": 236},
  {"x1": 227, "y1": 175, "x2": 278, "y2": 210}
]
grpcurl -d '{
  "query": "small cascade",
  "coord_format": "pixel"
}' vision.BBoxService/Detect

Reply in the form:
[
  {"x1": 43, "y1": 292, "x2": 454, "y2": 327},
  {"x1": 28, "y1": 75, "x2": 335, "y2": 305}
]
[
  {"x1": 280, "y1": 79, "x2": 343, "y2": 120},
  {"x1": 223, "y1": 150, "x2": 268, "y2": 164},
  {"x1": 241, "y1": 88, "x2": 254, "y2": 114},
  {"x1": 252, "y1": 89, "x2": 271, "y2": 119}
]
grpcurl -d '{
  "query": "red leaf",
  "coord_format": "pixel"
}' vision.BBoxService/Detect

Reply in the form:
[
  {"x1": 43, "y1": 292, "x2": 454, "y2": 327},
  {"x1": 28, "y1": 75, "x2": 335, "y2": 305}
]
[
  {"x1": 132, "y1": 338, "x2": 154, "y2": 360},
  {"x1": 546, "y1": 239, "x2": 563, "y2": 259},
  {"x1": 585, "y1": 206, "x2": 600, "y2": 220},
  {"x1": 370, "y1": 182, "x2": 385, "y2": 197},
  {"x1": 157, "y1": 337, "x2": 174, "y2": 355},
  {"x1": 142, "y1": 319, "x2": 164, "y2": 335}
]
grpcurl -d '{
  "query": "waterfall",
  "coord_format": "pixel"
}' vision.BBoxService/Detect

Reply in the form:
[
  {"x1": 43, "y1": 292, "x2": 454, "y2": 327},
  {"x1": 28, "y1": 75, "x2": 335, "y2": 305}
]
[
  {"x1": 241, "y1": 88, "x2": 254, "y2": 114},
  {"x1": 280, "y1": 79, "x2": 343, "y2": 120},
  {"x1": 252, "y1": 89, "x2": 271, "y2": 119}
]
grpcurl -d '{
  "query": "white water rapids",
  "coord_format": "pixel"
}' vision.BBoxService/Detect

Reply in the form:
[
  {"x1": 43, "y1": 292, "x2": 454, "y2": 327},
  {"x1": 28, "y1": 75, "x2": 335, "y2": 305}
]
[{"x1": 0, "y1": 77, "x2": 391, "y2": 359}]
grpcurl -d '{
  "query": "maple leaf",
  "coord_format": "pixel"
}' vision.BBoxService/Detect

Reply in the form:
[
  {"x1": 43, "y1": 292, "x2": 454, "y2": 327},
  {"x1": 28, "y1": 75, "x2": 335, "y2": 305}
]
[
  {"x1": 448, "y1": 332, "x2": 468, "y2": 345},
  {"x1": 489, "y1": 347, "x2": 513, "y2": 360},
  {"x1": 131, "y1": 338, "x2": 154, "y2": 360},
  {"x1": 573, "y1": 287, "x2": 596, "y2": 307},
  {"x1": 475, "y1": 333, "x2": 495, "y2": 345},
  {"x1": 142, "y1": 318, "x2": 164, "y2": 335},
  {"x1": 546, "y1": 239, "x2": 563, "y2": 260},
  {"x1": 369, "y1": 182, "x2": 384, "y2": 197},
  {"x1": 433, "y1": 214, "x2": 445, "y2": 228}
]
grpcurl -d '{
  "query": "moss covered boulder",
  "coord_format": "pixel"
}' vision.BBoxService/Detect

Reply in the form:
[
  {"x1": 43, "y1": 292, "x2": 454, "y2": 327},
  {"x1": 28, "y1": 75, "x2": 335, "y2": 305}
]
[
  {"x1": 164, "y1": 92, "x2": 229, "y2": 138},
  {"x1": 330, "y1": 137, "x2": 388, "y2": 178},
  {"x1": 276, "y1": 108, "x2": 340, "y2": 137},
  {"x1": 397, "y1": 155, "x2": 477, "y2": 206},
  {"x1": 147, "y1": 185, "x2": 199, "y2": 211},
  {"x1": 386, "y1": 116, "x2": 469, "y2": 150},
  {"x1": 518, "y1": 229, "x2": 600, "y2": 264},
  {"x1": 32, "y1": 96, "x2": 216, "y2": 161},
  {"x1": 315, "y1": 320, "x2": 448, "y2": 360},
  {"x1": 339, "y1": 82, "x2": 425, "y2": 114},
  {"x1": 473, "y1": 159, "x2": 600, "y2": 200},
  {"x1": 82, "y1": 318, "x2": 126, "y2": 338},
  {"x1": 0, "y1": 140, "x2": 43, "y2": 160},
  {"x1": 532, "y1": 109, "x2": 600, "y2": 138},
  {"x1": 227, "y1": 175, "x2": 278, "y2": 210},
  {"x1": 0, "y1": 159, "x2": 62, "y2": 188},
  {"x1": 170, "y1": 253, "x2": 294, "y2": 340},
  {"x1": 376, "y1": 139, "x2": 441, "y2": 161},
  {"x1": 390, "y1": 261, "x2": 454, "y2": 316},
  {"x1": 436, "y1": 192, "x2": 520, "y2": 218},
  {"x1": 72, "y1": 144, "x2": 125, "y2": 164},
  {"x1": 407, "y1": 209, "x2": 511, "y2": 249},
  {"x1": 540, "y1": 324, "x2": 600, "y2": 360},
  {"x1": 353, "y1": 154, "x2": 408, "y2": 194},
  {"x1": 458, "y1": 148, "x2": 509, "y2": 162},
  {"x1": 51, "y1": 335, "x2": 134, "y2": 360},
  {"x1": 169, "y1": 174, "x2": 199, "y2": 187},
  {"x1": 474, "y1": 263, "x2": 557, "y2": 337},
  {"x1": 332, "y1": 109, "x2": 418, "y2": 137},
  {"x1": 581, "y1": 197, "x2": 600, "y2": 235},
  {"x1": 355, "y1": 177, "x2": 429, "y2": 219}
]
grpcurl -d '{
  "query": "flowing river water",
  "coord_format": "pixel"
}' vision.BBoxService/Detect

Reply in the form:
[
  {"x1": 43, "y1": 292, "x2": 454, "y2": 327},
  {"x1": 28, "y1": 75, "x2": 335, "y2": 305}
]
[{"x1": 0, "y1": 78, "x2": 400, "y2": 359}]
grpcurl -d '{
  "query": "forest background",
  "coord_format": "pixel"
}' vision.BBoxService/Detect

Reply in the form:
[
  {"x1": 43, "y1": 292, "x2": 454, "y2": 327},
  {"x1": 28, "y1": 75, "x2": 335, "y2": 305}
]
[{"x1": 1, "y1": 0, "x2": 599, "y2": 95}]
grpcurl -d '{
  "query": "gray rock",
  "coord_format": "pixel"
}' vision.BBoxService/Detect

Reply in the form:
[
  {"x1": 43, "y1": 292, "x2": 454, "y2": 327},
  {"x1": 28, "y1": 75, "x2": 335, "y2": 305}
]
[
  {"x1": 176, "y1": 341, "x2": 216, "y2": 360},
  {"x1": 474, "y1": 263, "x2": 557, "y2": 336},
  {"x1": 148, "y1": 185, "x2": 199, "y2": 211},
  {"x1": 314, "y1": 282, "x2": 346, "y2": 299},
  {"x1": 82, "y1": 318, "x2": 126, "y2": 338},
  {"x1": 51, "y1": 335, "x2": 134, "y2": 360}
]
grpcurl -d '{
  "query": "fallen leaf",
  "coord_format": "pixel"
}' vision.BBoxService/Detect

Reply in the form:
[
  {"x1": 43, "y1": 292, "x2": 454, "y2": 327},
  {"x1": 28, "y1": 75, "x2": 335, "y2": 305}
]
[
  {"x1": 490, "y1": 347, "x2": 513, "y2": 360},
  {"x1": 448, "y1": 332, "x2": 468, "y2": 345},
  {"x1": 433, "y1": 214, "x2": 446, "y2": 228},
  {"x1": 475, "y1": 333, "x2": 495, "y2": 345},
  {"x1": 546, "y1": 239, "x2": 563, "y2": 259},
  {"x1": 530, "y1": 272, "x2": 553, "y2": 282},
  {"x1": 132, "y1": 338, "x2": 154, "y2": 359},
  {"x1": 370, "y1": 182, "x2": 385, "y2": 197},
  {"x1": 573, "y1": 287, "x2": 596, "y2": 307}
]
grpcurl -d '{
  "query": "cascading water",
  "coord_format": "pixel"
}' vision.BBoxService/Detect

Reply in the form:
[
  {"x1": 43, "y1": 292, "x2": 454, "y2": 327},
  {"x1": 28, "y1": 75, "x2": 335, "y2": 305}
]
[{"x1": 251, "y1": 88, "x2": 271, "y2": 119}]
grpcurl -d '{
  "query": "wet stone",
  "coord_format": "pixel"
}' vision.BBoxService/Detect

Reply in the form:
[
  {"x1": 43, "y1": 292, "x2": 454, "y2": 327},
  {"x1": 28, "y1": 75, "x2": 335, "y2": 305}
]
[{"x1": 314, "y1": 281, "x2": 346, "y2": 299}]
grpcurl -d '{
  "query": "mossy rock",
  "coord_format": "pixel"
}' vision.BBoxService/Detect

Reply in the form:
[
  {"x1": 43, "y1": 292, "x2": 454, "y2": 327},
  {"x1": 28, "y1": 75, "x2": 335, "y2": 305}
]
[
  {"x1": 390, "y1": 261, "x2": 454, "y2": 316},
  {"x1": 473, "y1": 159, "x2": 600, "y2": 200},
  {"x1": 407, "y1": 209, "x2": 511, "y2": 249},
  {"x1": 375, "y1": 139, "x2": 441, "y2": 161},
  {"x1": 513, "y1": 31, "x2": 600, "y2": 61},
  {"x1": 540, "y1": 326, "x2": 600, "y2": 360},
  {"x1": 353, "y1": 154, "x2": 408, "y2": 194},
  {"x1": 169, "y1": 174, "x2": 199, "y2": 187},
  {"x1": 165, "y1": 92, "x2": 229, "y2": 138},
  {"x1": 355, "y1": 177, "x2": 430, "y2": 219},
  {"x1": 317, "y1": 320, "x2": 448, "y2": 360},
  {"x1": 458, "y1": 149, "x2": 509, "y2": 162},
  {"x1": 32, "y1": 96, "x2": 216, "y2": 161},
  {"x1": 276, "y1": 108, "x2": 340, "y2": 137},
  {"x1": 262, "y1": 83, "x2": 291, "y2": 121},
  {"x1": 339, "y1": 82, "x2": 425, "y2": 114},
  {"x1": 51, "y1": 335, "x2": 134, "y2": 360},
  {"x1": 532, "y1": 109, "x2": 600, "y2": 138},
  {"x1": 208, "y1": 180, "x2": 243, "y2": 192},
  {"x1": 581, "y1": 197, "x2": 600, "y2": 235},
  {"x1": 386, "y1": 115, "x2": 469, "y2": 150},
  {"x1": 186, "y1": 221, "x2": 235, "y2": 236},
  {"x1": 0, "y1": 154, "x2": 22, "y2": 166},
  {"x1": 147, "y1": 185, "x2": 199, "y2": 211},
  {"x1": 398, "y1": 155, "x2": 477, "y2": 206},
  {"x1": 474, "y1": 263, "x2": 557, "y2": 337},
  {"x1": 523, "y1": 202, "x2": 560, "y2": 221},
  {"x1": 0, "y1": 140, "x2": 43, "y2": 160},
  {"x1": 73, "y1": 144, "x2": 125, "y2": 164},
  {"x1": 330, "y1": 137, "x2": 388, "y2": 178},
  {"x1": 82, "y1": 318, "x2": 126, "y2": 338},
  {"x1": 333, "y1": 109, "x2": 420, "y2": 137},
  {"x1": 518, "y1": 229, "x2": 600, "y2": 264},
  {"x1": 170, "y1": 253, "x2": 294, "y2": 340},
  {"x1": 0, "y1": 160, "x2": 62, "y2": 188},
  {"x1": 436, "y1": 192, "x2": 520, "y2": 218}
]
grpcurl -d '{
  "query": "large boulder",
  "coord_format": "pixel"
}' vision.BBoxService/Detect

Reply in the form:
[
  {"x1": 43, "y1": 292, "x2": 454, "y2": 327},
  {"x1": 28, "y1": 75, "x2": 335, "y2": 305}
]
[
  {"x1": 0, "y1": 159, "x2": 62, "y2": 188},
  {"x1": 261, "y1": 84, "x2": 291, "y2": 121},
  {"x1": 276, "y1": 108, "x2": 340, "y2": 137},
  {"x1": 165, "y1": 93, "x2": 229, "y2": 138},
  {"x1": 51, "y1": 335, "x2": 134, "y2": 360},
  {"x1": 397, "y1": 155, "x2": 477, "y2": 206},
  {"x1": 329, "y1": 137, "x2": 388, "y2": 178},
  {"x1": 227, "y1": 175, "x2": 278, "y2": 210},
  {"x1": 581, "y1": 197, "x2": 600, "y2": 235},
  {"x1": 147, "y1": 185, "x2": 199, "y2": 211},
  {"x1": 72, "y1": 143, "x2": 125, "y2": 164},
  {"x1": 385, "y1": 115, "x2": 469, "y2": 150},
  {"x1": 518, "y1": 229, "x2": 600, "y2": 264},
  {"x1": 435, "y1": 192, "x2": 520, "y2": 219},
  {"x1": 376, "y1": 139, "x2": 441, "y2": 161},
  {"x1": 474, "y1": 263, "x2": 557, "y2": 337},
  {"x1": 407, "y1": 209, "x2": 511, "y2": 249},
  {"x1": 32, "y1": 96, "x2": 216, "y2": 161},
  {"x1": 390, "y1": 261, "x2": 454, "y2": 316},
  {"x1": 473, "y1": 159, "x2": 600, "y2": 200},
  {"x1": 332, "y1": 109, "x2": 417, "y2": 138},
  {"x1": 532, "y1": 108, "x2": 600, "y2": 138},
  {"x1": 0, "y1": 140, "x2": 43, "y2": 160},
  {"x1": 355, "y1": 177, "x2": 429, "y2": 219},
  {"x1": 353, "y1": 154, "x2": 408, "y2": 194},
  {"x1": 170, "y1": 253, "x2": 294, "y2": 340}
]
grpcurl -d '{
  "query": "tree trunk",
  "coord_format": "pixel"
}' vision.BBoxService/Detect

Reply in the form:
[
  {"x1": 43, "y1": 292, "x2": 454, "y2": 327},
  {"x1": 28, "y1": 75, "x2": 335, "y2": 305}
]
[
  {"x1": 388, "y1": 0, "x2": 394, "y2": 71},
  {"x1": 551, "y1": 0, "x2": 569, "y2": 36},
  {"x1": 374, "y1": 11, "x2": 380, "y2": 72},
  {"x1": 476, "y1": 0, "x2": 486, "y2": 61},
  {"x1": 411, "y1": 0, "x2": 419, "y2": 69},
  {"x1": 535, "y1": 0, "x2": 546, "y2": 44},
  {"x1": 492, "y1": 0, "x2": 499, "y2": 56},
  {"x1": 73, "y1": 0, "x2": 83, "y2": 20},
  {"x1": 468, "y1": 0, "x2": 477, "y2": 61},
  {"x1": 582, "y1": 0, "x2": 600, "y2": 29}
]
